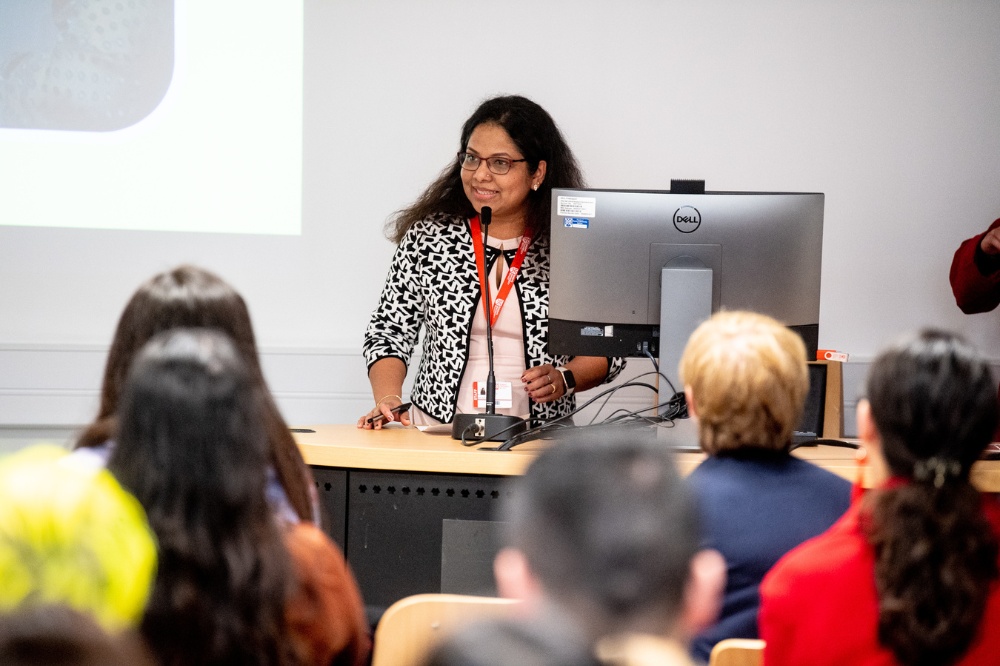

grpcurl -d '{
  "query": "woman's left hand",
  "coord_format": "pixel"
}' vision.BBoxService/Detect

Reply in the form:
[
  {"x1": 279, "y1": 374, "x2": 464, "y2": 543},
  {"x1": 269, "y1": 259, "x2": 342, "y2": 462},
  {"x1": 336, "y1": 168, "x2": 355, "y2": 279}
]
[{"x1": 522, "y1": 364, "x2": 564, "y2": 404}]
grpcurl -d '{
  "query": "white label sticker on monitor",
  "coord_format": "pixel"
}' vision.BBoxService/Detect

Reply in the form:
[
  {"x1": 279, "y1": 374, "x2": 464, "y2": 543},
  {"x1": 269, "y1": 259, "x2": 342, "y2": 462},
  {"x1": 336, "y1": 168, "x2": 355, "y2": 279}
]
[{"x1": 557, "y1": 196, "x2": 597, "y2": 218}]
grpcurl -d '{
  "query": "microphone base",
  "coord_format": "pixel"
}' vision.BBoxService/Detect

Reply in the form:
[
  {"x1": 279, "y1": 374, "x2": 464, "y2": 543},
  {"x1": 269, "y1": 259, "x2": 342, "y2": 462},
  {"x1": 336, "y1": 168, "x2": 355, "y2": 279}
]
[{"x1": 452, "y1": 413, "x2": 527, "y2": 443}]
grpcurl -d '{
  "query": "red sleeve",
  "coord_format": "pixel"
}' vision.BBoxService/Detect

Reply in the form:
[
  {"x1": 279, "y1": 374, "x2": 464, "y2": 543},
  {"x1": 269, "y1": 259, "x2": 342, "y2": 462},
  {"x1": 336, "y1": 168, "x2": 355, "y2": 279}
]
[
  {"x1": 759, "y1": 506, "x2": 889, "y2": 666},
  {"x1": 284, "y1": 523, "x2": 371, "y2": 666},
  {"x1": 950, "y1": 218, "x2": 1000, "y2": 314},
  {"x1": 759, "y1": 558, "x2": 805, "y2": 666}
]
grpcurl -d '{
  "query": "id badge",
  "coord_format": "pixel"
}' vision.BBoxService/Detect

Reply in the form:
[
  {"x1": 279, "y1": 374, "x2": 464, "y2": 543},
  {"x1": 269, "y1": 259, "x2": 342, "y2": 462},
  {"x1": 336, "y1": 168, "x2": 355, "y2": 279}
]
[{"x1": 472, "y1": 381, "x2": 513, "y2": 409}]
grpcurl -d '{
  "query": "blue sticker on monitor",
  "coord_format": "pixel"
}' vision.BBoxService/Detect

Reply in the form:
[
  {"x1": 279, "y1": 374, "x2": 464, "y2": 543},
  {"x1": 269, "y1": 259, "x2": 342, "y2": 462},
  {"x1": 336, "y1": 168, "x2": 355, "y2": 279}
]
[{"x1": 564, "y1": 217, "x2": 590, "y2": 229}]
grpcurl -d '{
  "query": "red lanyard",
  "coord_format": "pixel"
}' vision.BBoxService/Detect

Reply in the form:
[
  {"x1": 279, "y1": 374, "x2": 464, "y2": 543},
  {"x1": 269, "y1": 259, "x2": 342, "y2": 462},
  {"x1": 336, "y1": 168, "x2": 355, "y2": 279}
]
[{"x1": 469, "y1": 215, "x2": 532, "y2": 327}]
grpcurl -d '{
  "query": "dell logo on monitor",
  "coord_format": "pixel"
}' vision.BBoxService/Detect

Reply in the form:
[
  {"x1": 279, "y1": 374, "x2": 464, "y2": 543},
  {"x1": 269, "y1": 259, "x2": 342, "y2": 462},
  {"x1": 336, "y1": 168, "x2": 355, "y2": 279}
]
[{"x1": 673, "y1": 206, "x2": 701, "y2": 233}]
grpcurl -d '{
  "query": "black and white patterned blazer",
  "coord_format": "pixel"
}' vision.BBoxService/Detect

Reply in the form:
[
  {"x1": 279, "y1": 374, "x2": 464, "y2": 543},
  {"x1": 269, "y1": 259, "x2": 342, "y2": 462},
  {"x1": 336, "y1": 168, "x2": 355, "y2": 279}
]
[{"x1": 363, "y1": 213, "x2": 625, "y2": 424}]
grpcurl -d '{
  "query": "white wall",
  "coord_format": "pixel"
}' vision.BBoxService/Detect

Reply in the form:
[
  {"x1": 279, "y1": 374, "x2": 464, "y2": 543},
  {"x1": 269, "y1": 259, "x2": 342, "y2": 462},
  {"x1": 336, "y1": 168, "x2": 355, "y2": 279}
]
[{"x1": 2, "y1": 0, "x2": 999, "y2": 435}]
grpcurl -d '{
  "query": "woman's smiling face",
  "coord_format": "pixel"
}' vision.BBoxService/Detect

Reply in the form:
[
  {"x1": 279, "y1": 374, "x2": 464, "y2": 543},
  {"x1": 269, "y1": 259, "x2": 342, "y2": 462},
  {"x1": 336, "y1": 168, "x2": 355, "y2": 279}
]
[{"x1": 461, "y1": 122, "x2": 545, "y2": 229}]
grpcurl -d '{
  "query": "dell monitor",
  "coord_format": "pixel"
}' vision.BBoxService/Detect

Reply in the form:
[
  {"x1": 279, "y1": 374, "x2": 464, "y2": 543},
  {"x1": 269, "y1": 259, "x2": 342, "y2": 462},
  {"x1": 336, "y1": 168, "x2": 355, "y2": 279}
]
[{"x1": 548, "y1": 188, "x2": 824, "y2": 400}]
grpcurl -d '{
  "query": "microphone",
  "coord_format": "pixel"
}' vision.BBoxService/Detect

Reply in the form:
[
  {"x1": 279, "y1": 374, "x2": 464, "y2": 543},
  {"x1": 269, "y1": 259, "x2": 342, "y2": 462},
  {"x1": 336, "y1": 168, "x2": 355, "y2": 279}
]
[
  {"x1": 452, "y1": 207, "x2": 527, "y2": 445},
  {"x1": 482, "y1": 206, "x2": 497, "y2": 416}
]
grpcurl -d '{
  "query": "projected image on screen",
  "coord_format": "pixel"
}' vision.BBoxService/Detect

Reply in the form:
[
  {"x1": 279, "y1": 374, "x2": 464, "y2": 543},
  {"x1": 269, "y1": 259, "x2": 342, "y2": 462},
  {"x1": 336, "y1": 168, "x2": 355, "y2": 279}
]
[
  {"x1": 0, "y1": 1, "x2": 303, "y2": 236},
  {"x1": 0, "y1": 0, "x2": 174, "y2": 132}
]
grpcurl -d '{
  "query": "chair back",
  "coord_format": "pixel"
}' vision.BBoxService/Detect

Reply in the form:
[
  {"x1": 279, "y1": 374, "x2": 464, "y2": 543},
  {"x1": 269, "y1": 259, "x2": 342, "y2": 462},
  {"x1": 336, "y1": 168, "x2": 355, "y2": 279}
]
[
  {"x1": 371, "y1": 593, "x2": 518, "y2": 666},
  {"x1": 708, "y1": 638, "x2": 765, "y2": 666}
]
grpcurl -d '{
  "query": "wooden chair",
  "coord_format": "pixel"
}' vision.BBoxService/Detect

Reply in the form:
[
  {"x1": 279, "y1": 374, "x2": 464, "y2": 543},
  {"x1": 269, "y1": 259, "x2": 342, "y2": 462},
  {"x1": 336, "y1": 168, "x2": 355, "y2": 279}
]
[
  {"x1": 370, "y1": 593, "x2": 519, "y2": 666},
  {"x1": 708, "y1": 638, "x2": 765, "y2": 666}
]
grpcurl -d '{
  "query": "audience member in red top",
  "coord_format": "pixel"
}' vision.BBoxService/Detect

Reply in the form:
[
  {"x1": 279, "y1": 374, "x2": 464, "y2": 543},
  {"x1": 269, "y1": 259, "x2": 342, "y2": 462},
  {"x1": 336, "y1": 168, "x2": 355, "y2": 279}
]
[
  {"x1": 950, "y1": 217, "x2": 1000, "y2": 314},
  {"x1": 760, "y1": 329, "x2": 1000, "y2": 666}
]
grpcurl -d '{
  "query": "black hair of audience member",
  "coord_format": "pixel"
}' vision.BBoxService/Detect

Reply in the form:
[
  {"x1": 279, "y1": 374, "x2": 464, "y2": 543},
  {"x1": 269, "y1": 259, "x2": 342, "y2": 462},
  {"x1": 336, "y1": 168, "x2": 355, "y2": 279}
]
[
  {"x1": 107, "y1": 328, "x2": 298, "y2": 666},
  {"x1": 501, "y1": 430, "x2": 702, "y2": 639},
  {"x1": 386, "y1": 94, "x2": 584, "y2": 243},
  {"x1": 863, "y1": 329, "x2": 999, "y2": 666},
  {"x1": 0, "y1": 605, "x2": 153, "y2": 666},
  {"x1": 423, "y1": 615, "x2": 600, "y2": 666},
  {"x1": 75, "y1": 264, "x2": 314, "y2": 523}
]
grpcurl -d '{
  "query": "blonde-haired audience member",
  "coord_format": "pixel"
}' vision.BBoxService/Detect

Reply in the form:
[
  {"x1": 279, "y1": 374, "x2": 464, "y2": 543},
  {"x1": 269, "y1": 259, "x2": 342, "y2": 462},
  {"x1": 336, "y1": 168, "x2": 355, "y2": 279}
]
[
  {"x1": 679, "y1": 311, "x2": 850, "y2": 661},
  {"x1": 0, "y1": 445, "x2": 156, "y2": 631},
  {"x1": 760, "y1": 330, "x2": 1000, "y2": 665}
]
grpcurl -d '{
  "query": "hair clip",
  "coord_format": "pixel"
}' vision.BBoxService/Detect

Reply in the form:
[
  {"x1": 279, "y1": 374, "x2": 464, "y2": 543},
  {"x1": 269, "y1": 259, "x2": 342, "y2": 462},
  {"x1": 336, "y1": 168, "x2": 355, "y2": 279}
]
[{"x1": 912, "y1": 457, "x2": 963, "y2": 489}]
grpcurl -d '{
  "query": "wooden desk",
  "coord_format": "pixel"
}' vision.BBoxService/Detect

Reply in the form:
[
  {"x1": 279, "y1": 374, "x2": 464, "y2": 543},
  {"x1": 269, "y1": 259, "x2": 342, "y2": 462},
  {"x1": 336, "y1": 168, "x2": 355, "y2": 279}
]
[
  {"x1": 297, "y1": 425, "x2": 539, "y2": 616},
  {"x1": 296, "y1": 424, "x2": 1000, "y2": 490},
  {"x1": 296, "y1": 424, "x2": 547, "y2": 476},
  {"x1": 295, "y1": 424, "x2": 858, "y2": 476},
  {"x1": 295, "y1": 424, "x2": 1000, "y2": 619}
]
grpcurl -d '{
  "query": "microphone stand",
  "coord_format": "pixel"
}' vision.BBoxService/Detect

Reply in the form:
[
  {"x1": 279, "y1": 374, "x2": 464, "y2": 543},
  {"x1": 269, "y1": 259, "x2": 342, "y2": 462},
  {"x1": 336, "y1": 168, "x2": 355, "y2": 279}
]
[{"x1": 452, "y1": 206, "x2": 528, "y2": 444}]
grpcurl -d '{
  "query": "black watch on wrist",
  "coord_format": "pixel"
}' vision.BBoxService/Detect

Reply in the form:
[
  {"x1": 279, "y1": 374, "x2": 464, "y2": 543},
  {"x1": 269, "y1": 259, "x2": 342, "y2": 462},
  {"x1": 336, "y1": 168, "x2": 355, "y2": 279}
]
[{"x1": 556, "y1": 367, "x2": 576, "y2": 397}]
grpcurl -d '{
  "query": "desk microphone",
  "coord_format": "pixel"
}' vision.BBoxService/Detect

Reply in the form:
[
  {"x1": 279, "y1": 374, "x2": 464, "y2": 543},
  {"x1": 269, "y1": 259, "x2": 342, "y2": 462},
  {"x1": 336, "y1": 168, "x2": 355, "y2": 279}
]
[{"x1": 452, "y1": 206, "x2": 527, "y2": 445}]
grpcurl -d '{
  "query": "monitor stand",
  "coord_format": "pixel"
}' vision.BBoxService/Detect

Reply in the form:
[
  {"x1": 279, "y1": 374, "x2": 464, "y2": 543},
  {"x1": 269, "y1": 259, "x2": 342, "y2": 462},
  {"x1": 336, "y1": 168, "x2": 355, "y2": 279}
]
[
  {"x1": 655, "y1": 416, "x2": 703, "y2": 452},
  {"x1": 657, "y1": 259, "x2": 713, "y2": 451}
]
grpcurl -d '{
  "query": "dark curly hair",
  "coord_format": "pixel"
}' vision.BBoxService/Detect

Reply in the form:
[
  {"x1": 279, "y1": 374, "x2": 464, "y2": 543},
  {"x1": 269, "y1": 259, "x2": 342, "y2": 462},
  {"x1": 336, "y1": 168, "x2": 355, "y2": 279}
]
[
  {"x1": 863, "y1": 329, "x2": 999, "y2": 666},
  {"x1": 386, "y1": 94, "x2": 584, "y2": 244}
]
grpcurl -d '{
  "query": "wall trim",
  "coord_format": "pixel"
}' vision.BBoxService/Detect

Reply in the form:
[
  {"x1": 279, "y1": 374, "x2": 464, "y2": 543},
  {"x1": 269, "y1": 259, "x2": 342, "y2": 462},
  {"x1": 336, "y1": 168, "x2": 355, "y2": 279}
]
[{"x1": 5, "y1": 344, "x2": 903, "y2": 440}]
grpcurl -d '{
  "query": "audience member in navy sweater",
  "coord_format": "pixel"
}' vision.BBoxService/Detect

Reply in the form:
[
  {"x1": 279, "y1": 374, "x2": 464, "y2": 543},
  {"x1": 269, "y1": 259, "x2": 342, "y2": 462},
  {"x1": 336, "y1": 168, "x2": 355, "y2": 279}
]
[{"x1": 678, "y1": 311, "x2": 851, "y2": 663}]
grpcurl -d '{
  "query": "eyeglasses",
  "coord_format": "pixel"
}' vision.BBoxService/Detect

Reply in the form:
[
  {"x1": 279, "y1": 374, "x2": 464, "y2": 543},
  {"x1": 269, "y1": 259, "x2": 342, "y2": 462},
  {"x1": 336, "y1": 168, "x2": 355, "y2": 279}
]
[{"x1": 457, "y1": 152, "x2": 527, "y2": 175}]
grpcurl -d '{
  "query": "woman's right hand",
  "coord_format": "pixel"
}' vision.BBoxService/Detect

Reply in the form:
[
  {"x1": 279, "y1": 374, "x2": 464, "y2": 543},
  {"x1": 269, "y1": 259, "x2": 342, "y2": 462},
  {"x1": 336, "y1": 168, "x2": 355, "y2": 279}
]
[{"x1": 357, "y1": 396, "x2": 411, "y2": 430}]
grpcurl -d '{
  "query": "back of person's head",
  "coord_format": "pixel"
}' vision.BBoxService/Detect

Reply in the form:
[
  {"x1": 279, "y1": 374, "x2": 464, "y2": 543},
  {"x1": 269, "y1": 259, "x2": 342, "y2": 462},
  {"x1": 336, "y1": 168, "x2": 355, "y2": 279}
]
[
  {"x1": 78, "y1": 264, "x2": 313, "y2": 522},
  {"x1": 500, "y1": 432, "x2": 705, "y2": 638},
  {"x1": 0, "y1": 446, "x2": 156, "y2": 632},
  {"x1": 82, "y1": 264, "x2": 257, "y2": 441},
  {"x1": 107, "y1": 328, "x2": 295, "y2": 665},
  {"x1": 110, "y1": 327, "x2": 272, "y2": 531},
  {"x1": 679, "y1": 310, "x2": 808, "y2": 454},
  {"x1": 0, "y1": 605, "x2": 153, "y2": 666},
  {"x1": 862, "y1": 329, "x2": 999, "y2": 666},
  {"x1": 423, "y1": 615, "x2": 600, "y2": 666}
]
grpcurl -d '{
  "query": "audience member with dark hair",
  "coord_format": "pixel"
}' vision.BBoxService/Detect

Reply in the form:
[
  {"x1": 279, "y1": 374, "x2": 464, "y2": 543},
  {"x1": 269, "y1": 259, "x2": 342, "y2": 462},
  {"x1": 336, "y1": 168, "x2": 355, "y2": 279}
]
[
  {"x1": 0, "y1": 605, "x2": 153, "y2": 666},
  {"x1": 492, "y1": 433, "x2": 725, "y2": 665},
  {"x1": 760, "y1": 329, "x2": 1000, "y2": 666},
  {"x1": 73, "y1": 264, "x2": 316, "y2": 523},
  {"x1": 424, "y1": 614, "x2": 600, "y2": 666},
  {"x1": 678, "y1": 311, "x2": 850, "y2": 660},
  {"x1": 108, "y1": 328, "x2": 369, "y2": 666}
]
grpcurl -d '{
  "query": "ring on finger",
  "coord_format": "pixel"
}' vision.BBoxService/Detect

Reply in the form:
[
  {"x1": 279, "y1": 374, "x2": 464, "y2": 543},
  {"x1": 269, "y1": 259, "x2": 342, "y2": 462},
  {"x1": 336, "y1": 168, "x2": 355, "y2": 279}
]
[{"x1": 550, "y1": 383, "x2": 556, "y2": 395}]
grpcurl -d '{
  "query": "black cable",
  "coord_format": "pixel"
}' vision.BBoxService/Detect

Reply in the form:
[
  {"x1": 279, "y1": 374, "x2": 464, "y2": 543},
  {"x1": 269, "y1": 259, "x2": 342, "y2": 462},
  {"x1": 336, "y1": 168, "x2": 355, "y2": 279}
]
[
  {"x1": 478, "y1": 357, "x2": 691, "y2": 452},
  {"x1": 489, "y1": 378, "x2": 686, "y2": 451},
  {"x1": 459, "y1": 423, "x2": 480, "y2": 447},
  {"x1": 789, "y1": 437, "x2": 860, "y2": 452},
  {"x1": 462, "y1": 417, "x2": 548, "y2": 447},
  {"x1": 641, "y1": 346, "x2": 680, "y2": 397}
]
